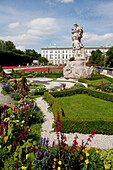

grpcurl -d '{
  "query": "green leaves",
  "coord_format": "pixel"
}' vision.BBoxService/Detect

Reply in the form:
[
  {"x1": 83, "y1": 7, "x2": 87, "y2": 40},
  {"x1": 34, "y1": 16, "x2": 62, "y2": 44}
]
[{"x1": 4, "y1": 136, "x2": 8, "y2": 143}]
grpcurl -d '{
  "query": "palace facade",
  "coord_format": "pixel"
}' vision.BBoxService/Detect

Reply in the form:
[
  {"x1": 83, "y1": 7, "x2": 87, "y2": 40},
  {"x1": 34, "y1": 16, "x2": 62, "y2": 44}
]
[{"x1": 41, "y1": 45, "x2": 110, "y2": 65}]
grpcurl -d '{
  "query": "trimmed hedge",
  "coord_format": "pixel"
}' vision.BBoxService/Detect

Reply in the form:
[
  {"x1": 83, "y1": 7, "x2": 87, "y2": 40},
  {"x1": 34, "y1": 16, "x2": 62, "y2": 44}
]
[
  {"x1": 44, "y1": 88, "x2": 113, "y2": 134},
  {"x1": 61, "y1": 118, "x2": 113, "y2": 134},
  {"x1": 49, "y1": 87, "x2": 113, "y2": 102},
  {"x1": 44, "y1": 92, "x2": 62, "y2": 117}
]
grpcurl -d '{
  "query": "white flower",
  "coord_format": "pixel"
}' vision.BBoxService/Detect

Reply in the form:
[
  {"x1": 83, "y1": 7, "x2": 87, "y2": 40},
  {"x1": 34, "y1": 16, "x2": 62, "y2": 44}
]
[
  {"x1": 21, "y1": 120, "x2": 25, "y2": 123},
  {"x1": 16, "y1": 120, "x2": 19, "y2": 122},
  {"x1": 0, "y1": 145, "x2": 2, "y2": 149}
]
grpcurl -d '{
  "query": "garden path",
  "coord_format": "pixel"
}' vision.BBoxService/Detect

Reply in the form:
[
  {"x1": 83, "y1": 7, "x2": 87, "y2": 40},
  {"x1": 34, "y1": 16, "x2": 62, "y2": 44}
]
[
  {"x1": 36, "y1": 97, "x2": 113, "y2": 149},
  {"x1": 0, "y1": 84, "x2": 14, "y2": 106}
]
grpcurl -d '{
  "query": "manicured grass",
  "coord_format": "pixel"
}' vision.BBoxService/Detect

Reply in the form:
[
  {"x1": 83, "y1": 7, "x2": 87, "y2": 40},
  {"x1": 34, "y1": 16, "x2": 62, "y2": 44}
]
[
  {"x1": 56, "y1": 94, "x2": 113, "y2": 120},
  {"x1": 90, "y1": 78, "x2": 111, "y2": 86}
]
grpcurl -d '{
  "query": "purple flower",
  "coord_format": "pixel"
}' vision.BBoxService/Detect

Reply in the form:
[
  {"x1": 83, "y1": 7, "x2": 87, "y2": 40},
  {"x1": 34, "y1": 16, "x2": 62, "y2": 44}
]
[
  {"x1": 52, "y1": 141, "x2": 55, "y2": 146},
  {"x1": 44, "y1": 152, "x2": 48, "y2": 157},
  {"x1": 35, "y1": 158, "x2": 38, "y2": 163},
  {"x1": 42, "y1": 161, "x2": 45, "y2": 166},
  {"x1": 47, "y1": 157, "x2": 49, "y2": 162},
  {"x1": 40, "y1": 137, "x2": 43, "y2": 145}
]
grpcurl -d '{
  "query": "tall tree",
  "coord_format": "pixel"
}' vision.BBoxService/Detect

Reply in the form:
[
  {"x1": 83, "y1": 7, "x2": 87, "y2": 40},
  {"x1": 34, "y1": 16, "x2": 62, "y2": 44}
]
[
  {"x1": 25, "y1": 49, "x2": 38, "y2": 59},
  {"x1": 105, "y1": 46, "x2": 113, "y2": 67},
  {"x1": 5, "y1": 41, "x2": 16, "y2": 51},
  {"x1": 88, "y1": 49, "x2": 104, "y2": 66}
]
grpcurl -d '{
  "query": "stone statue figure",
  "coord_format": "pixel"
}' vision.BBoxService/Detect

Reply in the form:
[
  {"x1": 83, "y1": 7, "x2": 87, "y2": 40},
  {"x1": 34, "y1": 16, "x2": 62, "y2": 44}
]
[
  {"x1": 72, "y1": 23, "x2": 83, "y2": 50},
  {"x1": 72, "y1": 23, "x2": 86, "y2": 59},
  {"x1": 63, "y1": 23, "x2": 93, "y2": 79}
]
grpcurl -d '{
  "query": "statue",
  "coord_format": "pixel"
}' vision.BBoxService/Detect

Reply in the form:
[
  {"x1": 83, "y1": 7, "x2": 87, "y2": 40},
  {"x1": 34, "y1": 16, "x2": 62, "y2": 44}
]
[{"x1": 63, "y1": 23, "x2": 93, "y2": 79}]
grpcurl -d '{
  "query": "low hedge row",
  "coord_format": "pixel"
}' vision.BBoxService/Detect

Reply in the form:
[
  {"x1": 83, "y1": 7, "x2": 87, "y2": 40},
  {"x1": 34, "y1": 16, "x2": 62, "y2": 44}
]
[
  {"x1": 49, "y1": 87, "x2": 113, "y2": 102},
  {"x1": 61, "y1": 118, "x2": 113, "y2": 134},
  {"x1": 44, "y1": 92, "x2": 62, "y2": 117}
]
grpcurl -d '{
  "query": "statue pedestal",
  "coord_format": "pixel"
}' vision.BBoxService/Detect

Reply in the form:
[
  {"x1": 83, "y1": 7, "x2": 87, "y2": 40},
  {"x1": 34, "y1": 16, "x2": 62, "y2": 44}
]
[{"x1": 63, "y1": 59, "x2": 93, "y2": 79}]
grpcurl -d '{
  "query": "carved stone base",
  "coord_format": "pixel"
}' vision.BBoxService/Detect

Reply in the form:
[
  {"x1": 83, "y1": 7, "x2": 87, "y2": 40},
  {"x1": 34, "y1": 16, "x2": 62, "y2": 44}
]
[{"x1": 63, "y1": 60, "x2": 93, "y2": 79}]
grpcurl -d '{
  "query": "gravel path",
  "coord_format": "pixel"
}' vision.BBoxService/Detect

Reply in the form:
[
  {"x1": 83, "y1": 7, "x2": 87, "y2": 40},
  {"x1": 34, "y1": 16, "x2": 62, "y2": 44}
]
[
  {"x1": 0, "y1": 84, "x2": 14, "y2": 106},
  {"x1": 36, "y1": 97, "x2": 113, "y2": 149}
]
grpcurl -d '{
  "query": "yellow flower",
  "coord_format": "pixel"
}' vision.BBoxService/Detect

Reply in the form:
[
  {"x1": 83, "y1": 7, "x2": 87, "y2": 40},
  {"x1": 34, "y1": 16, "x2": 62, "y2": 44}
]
[
  {"x1": 58, "y1": 167, "x2": 61, "y2": 170},
  {"x1": 86, "y1": 152, "x2": 90, "y2": 157},
  {"x1": 54, "y1": 158, "x2": 56, "y2": 161},
  {"x1": 16, "y1": 123, "x2": 18, "y2": 125},
  {"x1": 86, "y1": 147, "x2": 90, "y2": 151},
  {"x1": 96, "y1": 150, "x2": 99, "y2": 153},
  {"x1": 30, "y1": 115, "x2": 32, "y2": 117},
  {"x1": 26, "y1": 126, "x2": 29, "y2": 129},
  {"x1": 28, "y1": 129, "x2": 30, "y2": 131},
  {"x1": 21, "y1": 166, "x2": 27, "y2": 170},
  {"x1": 58, "y1": 161, "x2": 62, "y2": 165},
  {"x1": 104, "y1": 165, "x2": 109, "y2": 169},
  {"x1": 54, "y1": 139, "x2": 57, "y2": 142},
  {"x1": 20, "y1": 125, "x2": 23, "y2": 127},
  {"x1": 33, "y1": 116, "x2": 35, "y2": 118},
  {"x1": 52, "y1": 165, "x2": 55, "y2": 168},
  {"x1": 80, "y1": 157, "x2": 83, "y2": 160},
  {"x1": 85, "y1": 159, "x2": 89, "y2": 164},
  {"x1": 82, "y1": 149, "x2": 85, "y2": 153},
  {"x1": 26, "y1": 154, "x2": 29, "y2": 159}
]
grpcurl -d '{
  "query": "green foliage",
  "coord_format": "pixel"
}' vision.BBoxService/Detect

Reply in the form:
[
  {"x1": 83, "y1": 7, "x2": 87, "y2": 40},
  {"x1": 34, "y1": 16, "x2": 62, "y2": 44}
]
[
  {"x1": 61, "y1": 119, "x2": 113, "y2": 134},
  {"x1": 44, "y1": 92, "x2": 62, "y2": 117},
  {"x1": 105, "y1": 46, "x2": 113, "y2": 67},
  {"x1": 34, "y1": 87, "x2": 48, "y2": 95},
  {"x1": 69, "y1": 56, "x2": 75, "y2": 61},
  {"x1": 88, "y1": 49, "x2": 104, "y2": 66},
  {"x1": 74, "y1": 82, "x2": 85, "y2": 88}
]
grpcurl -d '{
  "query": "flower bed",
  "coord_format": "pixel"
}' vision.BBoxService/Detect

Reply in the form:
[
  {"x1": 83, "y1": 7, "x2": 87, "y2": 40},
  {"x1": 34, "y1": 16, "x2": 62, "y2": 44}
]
[
  {"x1": 22, "y1": 67, "x2": 63, "y2": 73},
  {"x1": 2, "y1": 77, "x2": 30, "y2": 100},
  {"x1": 0, "y1": 98, "x2": 43, "y2": 169}
]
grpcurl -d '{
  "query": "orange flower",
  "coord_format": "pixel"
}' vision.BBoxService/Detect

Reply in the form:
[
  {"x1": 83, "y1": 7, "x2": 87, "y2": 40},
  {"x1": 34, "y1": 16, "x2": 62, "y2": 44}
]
[{"x1": 80, "y1": 157, "x2": 83, "y2": 160}]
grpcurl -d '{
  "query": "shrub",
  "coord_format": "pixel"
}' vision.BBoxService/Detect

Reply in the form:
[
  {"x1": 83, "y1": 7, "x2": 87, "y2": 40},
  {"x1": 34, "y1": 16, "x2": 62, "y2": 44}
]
[
  {"x1": 44, "y1": 92, "x2": 62, "y2": 117},
  {"x1": 34, "y1": 87, "x2": 48, "y2": 95}
]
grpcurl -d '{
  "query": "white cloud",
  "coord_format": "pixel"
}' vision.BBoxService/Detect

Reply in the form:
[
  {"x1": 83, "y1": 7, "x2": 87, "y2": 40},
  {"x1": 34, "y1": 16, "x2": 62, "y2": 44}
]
[
  {"x1": 0, "y1": 17, "x2": 60, "y2": 50},
  {"x1": 83, "y1": 32, "x2": 113, "y2": 46},
  {"x1": 57, "y1": 0, "x2": 74, "y2": 2},
  {"x1": 8, "y1": 22, "x2": 19, "y2": 29},
  {"x1": 46, "y1": 0, "x2": 74, "y2": 4}
]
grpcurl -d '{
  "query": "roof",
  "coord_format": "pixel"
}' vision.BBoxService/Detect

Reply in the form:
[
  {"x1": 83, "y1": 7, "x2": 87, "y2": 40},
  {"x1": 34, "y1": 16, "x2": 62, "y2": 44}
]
[{"x1": 41, "y1": 45, "x2": 111, "y2": 49}]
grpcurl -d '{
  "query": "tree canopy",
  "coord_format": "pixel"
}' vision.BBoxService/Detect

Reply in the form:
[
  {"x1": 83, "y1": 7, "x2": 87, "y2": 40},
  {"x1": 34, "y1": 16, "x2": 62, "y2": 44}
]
[
  {"x1": 0, "y1": 40, "x2": 48, "y2": 66},
  {"x1": 88, "y1": 49, "x2": 104, "y2": 66}
]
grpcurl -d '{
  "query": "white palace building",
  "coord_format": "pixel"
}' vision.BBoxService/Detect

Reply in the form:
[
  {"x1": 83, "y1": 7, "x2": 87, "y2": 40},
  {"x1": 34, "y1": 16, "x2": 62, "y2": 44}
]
[{"x1": 41, "y1": 44, "x2": 110, "y2": 65}]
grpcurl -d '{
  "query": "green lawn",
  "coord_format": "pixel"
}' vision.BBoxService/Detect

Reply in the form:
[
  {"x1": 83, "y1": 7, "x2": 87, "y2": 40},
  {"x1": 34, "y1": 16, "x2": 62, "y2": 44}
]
[
  {"x1": 90, "y1": 78, "x2": 111, "y2": 86},
  {"x1": 56, "y1": 94, "x2": 113, "y2": 120}
]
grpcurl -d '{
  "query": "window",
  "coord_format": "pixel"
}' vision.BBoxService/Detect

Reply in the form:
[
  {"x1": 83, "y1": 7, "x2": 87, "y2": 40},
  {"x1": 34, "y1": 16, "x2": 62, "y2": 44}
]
[
  {"x1": 55, "y1": 51, "x2": 57, "y2": 53},
  {"x1": 46, "y1": 50, "x2": 48, "y2": 53},
  {"x1": 50, "y1": 50, "x2": 53, "y2": 53},
  {"x1": 62, "y1": 50, "x2": 64, "y2": 53},
  {"x1": 50, "y1": 55, "x2": 53, "y2": 59},
  {"x1": 43, "y1": 50, "x2": 45, "y2": 53},
  {"x1": 58, "y1": 55, "x2": 60, "y2": 59},
  {"x1": 62, "y1": 55, "x2": 64, "y2": 59},
  {"x1": 66, "y1": 55, "x2": 68, "y2": 59},
  {"x1": 58, "y1": 50, "x2": 60, "y2": 53}
]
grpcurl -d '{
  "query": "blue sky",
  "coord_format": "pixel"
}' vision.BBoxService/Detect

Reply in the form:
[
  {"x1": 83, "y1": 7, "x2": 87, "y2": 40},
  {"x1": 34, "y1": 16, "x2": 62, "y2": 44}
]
[{"x1": 0, "y1": 0, "x2": 113, "y2": 52}]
